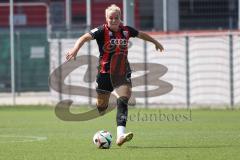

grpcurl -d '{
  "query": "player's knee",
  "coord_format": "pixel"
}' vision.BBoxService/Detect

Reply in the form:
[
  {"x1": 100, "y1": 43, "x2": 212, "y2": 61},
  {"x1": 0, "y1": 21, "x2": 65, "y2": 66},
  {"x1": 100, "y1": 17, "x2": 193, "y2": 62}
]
[
  {"x1": 96, "y1": 98, "x2": 108, "y2": 114},
  {"x1": 96, "y1": 94, "x2": 110, "y2": 106}
]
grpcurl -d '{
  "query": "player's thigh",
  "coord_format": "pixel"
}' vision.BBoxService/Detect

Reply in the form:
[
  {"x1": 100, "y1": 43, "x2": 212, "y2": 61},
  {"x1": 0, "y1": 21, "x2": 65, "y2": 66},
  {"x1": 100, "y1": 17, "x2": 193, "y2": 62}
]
[
  {"x1": 115, "y1": 84, "x2": 132, "y2": 99},
  {"x1": 96, "y1": 92, "x2": 111, "y2": 107}
]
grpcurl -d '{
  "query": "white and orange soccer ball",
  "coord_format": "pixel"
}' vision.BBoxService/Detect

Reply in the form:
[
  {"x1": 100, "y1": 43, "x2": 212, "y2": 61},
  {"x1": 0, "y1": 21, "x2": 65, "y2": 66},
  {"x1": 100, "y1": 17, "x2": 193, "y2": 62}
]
[{"x1": 93, "y1": 130, "x2": 112, "y2": 149}]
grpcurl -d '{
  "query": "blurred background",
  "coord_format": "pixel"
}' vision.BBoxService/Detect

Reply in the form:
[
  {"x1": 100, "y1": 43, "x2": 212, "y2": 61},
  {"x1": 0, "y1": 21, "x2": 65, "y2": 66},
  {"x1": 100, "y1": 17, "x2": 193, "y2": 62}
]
[{"x1": 0, "y1": 0, "x2": 240, "y2": 108}]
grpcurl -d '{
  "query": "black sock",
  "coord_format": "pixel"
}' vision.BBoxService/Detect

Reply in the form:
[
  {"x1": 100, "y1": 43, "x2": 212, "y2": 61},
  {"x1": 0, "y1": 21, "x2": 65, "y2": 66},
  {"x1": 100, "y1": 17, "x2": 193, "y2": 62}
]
[{"x1": 116, "y1": 96, "x2": 129, "y2": 126}]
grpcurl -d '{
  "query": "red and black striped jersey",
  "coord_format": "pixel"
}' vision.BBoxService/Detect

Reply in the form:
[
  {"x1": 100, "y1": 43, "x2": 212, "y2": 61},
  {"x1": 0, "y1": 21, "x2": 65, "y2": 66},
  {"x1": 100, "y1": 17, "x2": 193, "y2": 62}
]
[{"x1": 89, "y1": 24, "x2": 139, "y2": 74}]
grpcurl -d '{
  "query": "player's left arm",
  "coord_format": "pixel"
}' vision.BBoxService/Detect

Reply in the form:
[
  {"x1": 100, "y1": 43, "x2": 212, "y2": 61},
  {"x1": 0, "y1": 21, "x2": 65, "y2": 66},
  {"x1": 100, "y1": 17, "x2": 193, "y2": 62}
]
[{"x1": 137, "y1": 31, "x2": 164, "y2": 52}]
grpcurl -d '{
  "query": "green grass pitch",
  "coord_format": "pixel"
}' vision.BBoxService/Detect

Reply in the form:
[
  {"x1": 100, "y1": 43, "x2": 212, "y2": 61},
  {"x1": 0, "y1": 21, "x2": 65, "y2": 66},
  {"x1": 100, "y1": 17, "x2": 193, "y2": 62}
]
[{"x1": 0, "y1": 106, "x2": 239, "y2": 160}]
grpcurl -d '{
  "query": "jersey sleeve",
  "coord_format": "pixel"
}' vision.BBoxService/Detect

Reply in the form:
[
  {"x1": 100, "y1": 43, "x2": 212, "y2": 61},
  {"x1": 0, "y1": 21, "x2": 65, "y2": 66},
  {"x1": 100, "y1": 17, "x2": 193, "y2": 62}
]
[
  {"x1": 89, "y1": 25, "x2": 104, "y2": 39},
  {"x1": 126, "y1": 26, "x2": 139, "y2": 37}
]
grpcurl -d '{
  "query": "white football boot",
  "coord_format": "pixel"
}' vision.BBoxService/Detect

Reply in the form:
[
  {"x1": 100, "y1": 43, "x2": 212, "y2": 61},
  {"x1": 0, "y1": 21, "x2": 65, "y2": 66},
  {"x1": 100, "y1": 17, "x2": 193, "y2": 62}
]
[{"x1": 116, "y1": 132, "x2": 133, "y2": 146}]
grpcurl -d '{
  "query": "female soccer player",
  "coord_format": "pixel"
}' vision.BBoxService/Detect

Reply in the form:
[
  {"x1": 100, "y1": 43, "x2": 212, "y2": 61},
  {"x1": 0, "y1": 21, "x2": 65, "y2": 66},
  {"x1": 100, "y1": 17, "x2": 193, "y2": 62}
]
[{"x1": 66, "y1": 4, "x2": 164, "y2": 146}]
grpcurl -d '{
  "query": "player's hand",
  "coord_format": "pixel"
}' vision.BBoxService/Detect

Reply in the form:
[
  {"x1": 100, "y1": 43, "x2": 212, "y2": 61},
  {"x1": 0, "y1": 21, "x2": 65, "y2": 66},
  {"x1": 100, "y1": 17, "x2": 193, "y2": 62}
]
[
  {"x1": 66, "y1": 49, "x2": 77, "y2": 61},
  {"x1": 155, "y1": 42, "x2": 164, "y2": 52}
]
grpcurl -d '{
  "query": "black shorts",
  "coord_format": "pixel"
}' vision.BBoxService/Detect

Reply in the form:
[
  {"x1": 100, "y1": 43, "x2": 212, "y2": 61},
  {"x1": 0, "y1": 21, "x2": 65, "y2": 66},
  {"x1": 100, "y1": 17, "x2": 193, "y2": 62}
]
[{"x1": 96, "y1": 73, "x2": 131, "y2": 93}]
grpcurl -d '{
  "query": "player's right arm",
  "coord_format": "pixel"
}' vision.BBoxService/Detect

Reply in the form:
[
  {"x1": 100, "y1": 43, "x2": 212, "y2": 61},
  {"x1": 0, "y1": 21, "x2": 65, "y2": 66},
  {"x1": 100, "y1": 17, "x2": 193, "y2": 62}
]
[{"x1": 66, "y1": 33, "x2": 93, "y2": 61}]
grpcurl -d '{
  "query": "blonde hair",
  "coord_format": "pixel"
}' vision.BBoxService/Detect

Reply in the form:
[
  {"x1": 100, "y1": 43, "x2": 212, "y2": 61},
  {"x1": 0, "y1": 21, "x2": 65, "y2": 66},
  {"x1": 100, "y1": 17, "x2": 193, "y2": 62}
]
[{"x1": 105, "y1": 4, "x2": 121, "y2": 18}]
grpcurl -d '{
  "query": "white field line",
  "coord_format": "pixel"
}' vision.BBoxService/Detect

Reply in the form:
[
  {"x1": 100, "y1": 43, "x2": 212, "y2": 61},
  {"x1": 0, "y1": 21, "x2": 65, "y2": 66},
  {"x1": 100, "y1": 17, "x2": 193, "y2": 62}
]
[{"x1": 0, "y1": 135, "x2": 47, "y2": 143}]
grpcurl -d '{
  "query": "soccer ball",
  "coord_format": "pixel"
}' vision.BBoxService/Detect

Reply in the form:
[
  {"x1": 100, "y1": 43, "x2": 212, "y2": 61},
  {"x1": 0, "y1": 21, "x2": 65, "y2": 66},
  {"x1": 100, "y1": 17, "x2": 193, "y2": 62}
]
[{"x1": 93, "y1": 130, "x2": 112, "y2": 149}]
